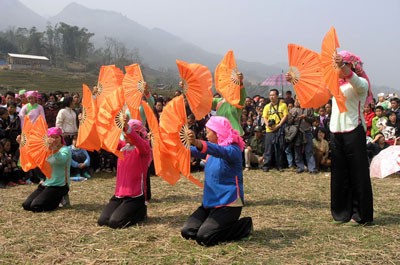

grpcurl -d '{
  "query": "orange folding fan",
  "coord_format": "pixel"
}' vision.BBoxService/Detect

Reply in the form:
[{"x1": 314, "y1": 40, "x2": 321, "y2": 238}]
[
  {"x1": 77, "y1": 84, "x2": 101, "y2": 151},
  {"x1": 321, "y1": 27, "x2": 347, "y2": 112},
  {"x1": 176, "y1": 60, "x2": 213, "y2": 120},
  {"x1": 123, "y1": 64, "x2": 146, "y2": 117},
  {"x1": 287, "y1": 44, "x2": 331, "y2": 108},
  {"x1": 141, "y1": 101, "x2": 181, "y2": 185},
  {"x1": 159, "y1": 95, "x2": 203, "y2": 188},
  {"x1": 96, "y1": 86, "x2": 126, "y2": 158},
  {"x1": 19, "y1": 116, "x2": 35, "y2": 172},
  {"x1": 28, "y1": 115, "x2": 52, "y2": 178},
  {"x1": 215, "y1": 50, "x2": 242, "y2": 108},
  {"x1": 94, "y1": 65, "x2": 124, "y2": 109}
]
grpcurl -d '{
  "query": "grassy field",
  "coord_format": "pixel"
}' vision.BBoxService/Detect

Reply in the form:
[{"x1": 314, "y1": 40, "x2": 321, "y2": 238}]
[
  {"x1": 0, "y1": 69, "x2": 98, "y2": 95},
  {"x1": 0, "y1": 170, "x2": 399, "y2": 265}
]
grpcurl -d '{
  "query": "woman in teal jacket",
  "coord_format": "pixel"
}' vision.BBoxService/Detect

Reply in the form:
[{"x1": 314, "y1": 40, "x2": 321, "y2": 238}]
[{"x1": 22, "y1": 127, "x2": 71, "y2": 212}]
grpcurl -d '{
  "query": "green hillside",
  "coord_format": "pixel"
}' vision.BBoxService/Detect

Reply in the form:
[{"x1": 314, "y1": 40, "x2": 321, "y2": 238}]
[
  {"x1": 0, "y1": 69, "x2": 97, "y2": 94},
  {"x1": 0, "y1": 68, "x2": 179, "y2": 96}
]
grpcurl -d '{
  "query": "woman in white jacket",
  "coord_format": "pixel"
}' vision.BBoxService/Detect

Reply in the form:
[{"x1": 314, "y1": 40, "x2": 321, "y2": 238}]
[{"x1": 56, "y1": 96, "x2": 77, "y2": 146}]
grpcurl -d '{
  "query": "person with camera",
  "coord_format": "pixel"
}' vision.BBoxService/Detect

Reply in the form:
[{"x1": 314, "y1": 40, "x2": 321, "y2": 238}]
[
  {"x1": 286, "y1": 96, "x2": 318, "y2": 174},
  {"x1": 261, "y1": 89, "x2": 288, "y2": 172}
]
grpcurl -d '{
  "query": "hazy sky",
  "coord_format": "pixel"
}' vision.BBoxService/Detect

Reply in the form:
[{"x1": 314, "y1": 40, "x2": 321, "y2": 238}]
[{"x1": 19, "y1": 0, "x2": 400, "y2": 89}]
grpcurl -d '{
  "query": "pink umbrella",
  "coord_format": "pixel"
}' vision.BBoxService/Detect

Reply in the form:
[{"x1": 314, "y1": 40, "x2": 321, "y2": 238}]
[
  {"x1": 261, "y1": 73, "x2": 291, "y2": 87},
  {"x1": 370, "y1": 145, "x2": 400, "y2": 178},
  {"x1": 261, "y1": 72, "x2": 292, "y2": 96}
]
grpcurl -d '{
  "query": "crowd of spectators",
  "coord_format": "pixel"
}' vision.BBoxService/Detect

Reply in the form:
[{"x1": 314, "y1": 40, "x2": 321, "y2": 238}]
[{"x1": 1, "y1": 87, "x2": 399, "y2": 188}]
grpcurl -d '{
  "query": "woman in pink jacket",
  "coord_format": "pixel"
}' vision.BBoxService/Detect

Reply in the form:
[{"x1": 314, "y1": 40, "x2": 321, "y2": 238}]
[{"x1": 98, "y1": 119, "x2": 152, "y2": 229}]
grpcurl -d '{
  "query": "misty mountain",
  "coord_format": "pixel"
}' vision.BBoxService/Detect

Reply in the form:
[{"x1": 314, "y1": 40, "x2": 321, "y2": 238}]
[
  {"x1": 0, "y1": 0, "x2": 282, "y2": 87},
  {"x1": 0, "y1": 0, "x2": 46, "y2": 31},
  {"x1": 47, "y1": 2, "x2": 280, "y2": 84}
]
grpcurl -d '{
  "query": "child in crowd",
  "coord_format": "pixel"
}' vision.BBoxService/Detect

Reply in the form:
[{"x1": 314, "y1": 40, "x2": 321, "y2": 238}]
[
  {"x1": 7, "y1": 103, "x2": 22, "y2": 153},
  {"x1": 69, "y1": 135, "x2": 91, "y2": 181},
  {"x1": 371, "y1": 105, "x2": 387, "y2": 138},
  {"x1": 242, "y1": 118, "x2": 254, "y2": 143},
  {"x1": 312, "y1": 127, "x2": 331, "y2": 172},
  {"x1": 382, "y1": 110, "x2": 400, "y2": 145},
  {"x1": 0, "y1": 107, "x2": 9, "y2": 140},
  {"x1": 98, "y1": 118, "x2": 152, "y2": 229},
  {"x1": 1, "y1": 138, "x2": 24, "y2": 185}
]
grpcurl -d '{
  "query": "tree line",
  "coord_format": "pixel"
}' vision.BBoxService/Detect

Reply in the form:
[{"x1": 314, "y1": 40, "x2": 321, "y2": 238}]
[{"x1": 0, "y1": 23, "x2": 142, "y2": 72}]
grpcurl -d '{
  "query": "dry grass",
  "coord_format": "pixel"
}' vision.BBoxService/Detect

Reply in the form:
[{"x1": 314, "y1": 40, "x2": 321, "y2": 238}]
[{"x1": 1, "y1": 170, "x2": 399, "y2": 265}]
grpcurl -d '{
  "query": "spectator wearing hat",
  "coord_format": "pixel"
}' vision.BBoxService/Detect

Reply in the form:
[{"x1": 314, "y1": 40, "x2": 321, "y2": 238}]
[
  {"x1": 244, "y1": 126, "x2": 265, "y2": 171},
  {"x1": 18, "y1": 91, "x2": 46, "y2": 128},
  {"x1": 284, "y1": 90, "x2": 295, "y2": 106},
  {"x1": 376, "y1": 93, "x2": 389, "y2": 110},
  {"x1": 18, "y1": 89, "x2": 28, "y2": 107}
]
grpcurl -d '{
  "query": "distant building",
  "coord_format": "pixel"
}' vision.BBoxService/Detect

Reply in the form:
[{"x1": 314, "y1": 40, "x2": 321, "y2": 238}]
[{"x1": 7, "y1": 53, "x2": 50, "y2": 70}]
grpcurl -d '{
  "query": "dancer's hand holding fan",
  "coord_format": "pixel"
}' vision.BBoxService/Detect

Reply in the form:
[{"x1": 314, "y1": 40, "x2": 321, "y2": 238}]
[
  {"x1": 215, "y1": 50, "x2": 243, "y2": 109},
  {"x1": 97, "y1": 86, "x2": 126, "y2": 158},
  {"x1": 123, "y1": 64, "x2": 147, "y2": 118},
  {"x1": 141, "y1": 101, "x2": 181, "y2": 185},
  {"x1": 321, "y1": 27, "x2": 347, "y2": 112},
  {"x1": 27, "y1": 115, "x2": 52, "y2": 178},
  {"x1": 76, "y1": 84, "x2": 101, "y2": 151},
  {"x1": 94, "y1": 65, "x2": 124, "y2": 109},
  {"x1": 287, "y1": 44, "x2": 331, "y2": 108},
  {"x1": 159, "y1": 95, "x2": 203, "y2": 187},
  {"x1": 176, "y1": 60, "x2": 213, "y2": 120}
]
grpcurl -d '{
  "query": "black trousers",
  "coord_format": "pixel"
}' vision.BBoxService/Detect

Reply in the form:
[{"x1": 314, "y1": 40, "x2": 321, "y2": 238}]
[
  {"x1": 330, "y1": 125, "x2": 373, "y2": 223},
  {"x1": 98, "y1": 195, "x2": 147, "y2": 229},
  {"x1": 263, "y1": 131, "x2": 284, "y2": 170},
  {"x1": 181, "y1": 205, "x2": 253, "y2": 246},
  {"x1": 22, "y1": 184, "x2": 69, "y2": 212}
]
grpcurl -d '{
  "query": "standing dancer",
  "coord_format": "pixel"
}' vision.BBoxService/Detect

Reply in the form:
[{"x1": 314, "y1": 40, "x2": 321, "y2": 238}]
[{"x1": 330, "y1": 51, "x2": 373, "y2": 225}]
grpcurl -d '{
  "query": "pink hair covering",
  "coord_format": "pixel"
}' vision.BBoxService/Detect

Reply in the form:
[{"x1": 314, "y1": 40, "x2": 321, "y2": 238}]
[
  {"x1": 47, "y1": 127, "x2": 66, "y2": 145},
  {"x1": 128, "y1": 119, "x2": 147, "y2": 139},
  {"x1": 205, "y1": 116, "x2": 245, "y2": 151},
  {"x1": 25, "y1": 90, "x2": 39, "y2": 99},
  {"x1": 338, "y1": 50, "x2": 373, "y2": 105}
]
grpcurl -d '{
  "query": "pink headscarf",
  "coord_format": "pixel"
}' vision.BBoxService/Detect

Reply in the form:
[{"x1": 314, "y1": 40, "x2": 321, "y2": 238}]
[
  {"x1": 25, "y1": 90, "x2": 39, "y2": 99},
  {"x1": 338, "y1": 50, "x2": 373, "y2": 105},
  {"x1": 128, "y1": 119, "x2": 147, "y2": 139},
  {"x1": 206, "y1": 116, "x2": 245, "y2": 151},
  {"x1": 47, "y1": 127, "x2": 66, "y2": 145}
]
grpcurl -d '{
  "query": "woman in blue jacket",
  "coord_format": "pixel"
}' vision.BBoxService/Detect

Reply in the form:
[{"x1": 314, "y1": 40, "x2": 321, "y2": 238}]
[{"x1": 181, "y1": 116, "x2": 253, "y2": 246}]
